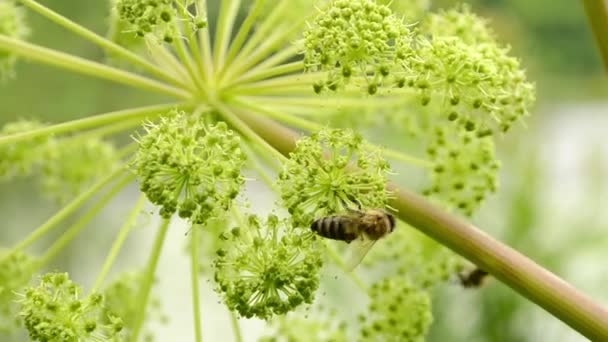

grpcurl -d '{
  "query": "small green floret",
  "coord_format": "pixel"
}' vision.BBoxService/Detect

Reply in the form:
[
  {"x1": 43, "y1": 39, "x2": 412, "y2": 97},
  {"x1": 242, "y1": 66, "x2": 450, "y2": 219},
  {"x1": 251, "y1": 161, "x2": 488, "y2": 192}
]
[
  {"x1": 0, "y1": 250, "x2": 38, "y2": 333},
  {"x1": 359, "y1": 277, "x2": 432, "y2": 342},
  {"x1": 0, "y1": 120, "x2": 48, "y2": 181},
  {"x1": 278, "y1": 128, "x2": 391, "y2": 227},
  {"x1": 0, "y1": 0, "x2": 29, "y2": 79},
  {"x1": 132, "y1": 110, "x2": 246, "y2": 224},
  {"x1": 213, "y1": 214, "x2": 322, "y2": 320},
  {"x1": 19, "y1": 272, "x2": 123, "y2": 341}
]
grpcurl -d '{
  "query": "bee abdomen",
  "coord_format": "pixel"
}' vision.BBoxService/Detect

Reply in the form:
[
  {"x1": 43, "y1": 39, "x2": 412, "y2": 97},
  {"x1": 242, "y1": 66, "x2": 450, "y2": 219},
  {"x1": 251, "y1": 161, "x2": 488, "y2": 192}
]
[{"x1": 311, "y1": 216, "x2": 356, "y2": 242}]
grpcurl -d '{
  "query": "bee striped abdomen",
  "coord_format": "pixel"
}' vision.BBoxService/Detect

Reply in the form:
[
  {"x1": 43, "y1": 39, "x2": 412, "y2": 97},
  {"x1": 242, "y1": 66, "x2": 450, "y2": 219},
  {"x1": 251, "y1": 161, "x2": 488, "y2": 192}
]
[{"x1": 311, "y1": 216, "x2": 357, "y2": 242}]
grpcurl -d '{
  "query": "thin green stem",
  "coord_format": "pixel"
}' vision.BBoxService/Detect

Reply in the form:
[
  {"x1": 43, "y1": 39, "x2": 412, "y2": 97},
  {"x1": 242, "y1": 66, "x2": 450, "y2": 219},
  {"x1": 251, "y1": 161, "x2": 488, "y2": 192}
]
[
  {"x1": 91, "y1": 193, "x2": 147, "y2": 293},
  {"x1": 37, "y1": 173, "x2": 135, "y2": 269},
  {"x1": 223, "y1": 0, "x2": 265, "y2": 67},
  {"x1": 191, "y1": 226, "x2": 203, "y2": 342},
  {"x1": 235, "y1": 110, "x2": 608, "y2": 341},
  {"x1": 146, "y1": 37, "x2": 198, "y2": 91},
  {"x1": 63, "y1": 119, "x2": 143, "y2": 144},
  {"x1": 231, "y1": 61, "x2": 304, "y2": 87},
  {"x1": 11, "y1": 167, "x2": 126, "y2": 252},
  {"x1": 241, "y1": 142, "x2": 276, "y2": 189},
  {"x1": 0, "y1": 36, "x2": 191, "y2": 99},
  {"x1": 213, "y1": 0, "x2": 241, "y2": 73},
  {"x1": 197, "y1": 0, "x2": 214, "y2": 84},
  {"x1": 230, "y1": 97, "x2": 321, "y2": 132},
  {"x1": 172, "y1": 23, "x2": 205, "y2": 94},
  {"x1": 229, "y1": 311, "x2": 243, "y2": 342},
  {"x1": 130, "y1": 218, "x2": 172, "y2": 342},
  {"x1": 18, "y1": 0, "x2": 188, "y2": 88},
  {"x1": 0, "y1": 102, "x2": 190, "y2": 146},
  {"x1": 381, "y1": 148, "x2": 433, "y2": 168}
]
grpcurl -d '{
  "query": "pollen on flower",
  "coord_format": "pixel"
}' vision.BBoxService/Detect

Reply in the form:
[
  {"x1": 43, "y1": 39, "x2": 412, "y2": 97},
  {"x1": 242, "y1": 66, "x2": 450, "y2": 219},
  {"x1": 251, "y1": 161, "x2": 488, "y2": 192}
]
[
  {"x1": 0, "y1": 120, "x2": 49, "y2": 181},
  {"x1": 359, "y1": 277, "x2": 433, "y2": 342},
  {"x1": 18, "y1": 272, "x2": 124, "y2": 341},
  {"x1": 278, "y1": 128, "x2": 392, "y2": 227},
  {"x1": 131, "y1": 110, "x2": 246, "y2": 225},
  {"x1": 0, "y1": 0, "x2": 29, "y2": 79},
  {"x1": 213, "y1": 214, "x2": 322, "y2": 320},
  {"x1": 303, "y1": 0, "x2": 413, "y2": 93}
]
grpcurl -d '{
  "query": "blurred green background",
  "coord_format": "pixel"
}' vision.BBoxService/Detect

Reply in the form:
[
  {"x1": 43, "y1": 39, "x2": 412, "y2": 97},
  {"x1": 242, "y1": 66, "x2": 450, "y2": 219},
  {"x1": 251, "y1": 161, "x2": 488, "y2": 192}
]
[{"x1": 1, "y1": 1, "x2": 607, "y2": 341}]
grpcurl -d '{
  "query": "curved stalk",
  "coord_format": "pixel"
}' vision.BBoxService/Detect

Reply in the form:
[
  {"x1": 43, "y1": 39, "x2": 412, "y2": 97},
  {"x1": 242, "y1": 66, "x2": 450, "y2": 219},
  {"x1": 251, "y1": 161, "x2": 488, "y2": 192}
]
[{"x1": 235, "y1": 110, "x2": 608, "y2": 341}]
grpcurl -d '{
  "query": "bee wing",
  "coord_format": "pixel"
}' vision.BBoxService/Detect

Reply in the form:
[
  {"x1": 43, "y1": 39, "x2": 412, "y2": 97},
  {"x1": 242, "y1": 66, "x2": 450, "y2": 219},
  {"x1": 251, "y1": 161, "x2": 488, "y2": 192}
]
[{"x1": 343, "y1": 237, "x2": 377, "y2": 272}]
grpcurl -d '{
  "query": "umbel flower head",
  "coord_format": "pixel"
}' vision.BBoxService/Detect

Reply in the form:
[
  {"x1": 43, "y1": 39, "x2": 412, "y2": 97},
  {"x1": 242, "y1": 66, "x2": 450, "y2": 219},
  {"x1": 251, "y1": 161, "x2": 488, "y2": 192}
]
[
  {"x1": 19, "y1": 272, "x2": 124, "y2": 341},
  {"x1": 278, "y1": 128, "x2": 392, "y2": 227},
  {"x1": 0, "y1": 250, "x2": 39, "y2": 333},
  {"x1": 0, "y1": 120, "x2": 49, "y2": 180},
  {"x1": 303, "y1": 0, "x2": 413, "y2": 94},
  {"x1": 0, "y1": 0, "x2": 28, "y2": 79},
  {"x1": 132, "y1": 110, "x2": 246, "y2": 225},
  {"x1": 213, "y1": 214, "x2": 322, "y2": 320},
  {"x1": 359, "y1": 277, "x2": 433, "y2": 342}
]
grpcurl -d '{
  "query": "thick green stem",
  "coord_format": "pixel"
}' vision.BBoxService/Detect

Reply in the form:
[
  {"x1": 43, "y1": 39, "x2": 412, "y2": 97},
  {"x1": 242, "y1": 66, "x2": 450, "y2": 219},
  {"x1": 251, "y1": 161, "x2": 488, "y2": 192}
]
[
  {"x1": 235, "y1": 111, "x2": 608, "y2": 340},
  {"x1": 229, "y1": 311, "x2": 243, "y2": 342},
  {"x1": 17, "y1": 0, "x2": 187, "y2": 88},
  {"x1": 11, "y1": 167, "x2": 126, "y2": 252},
  {"x1": 91, "y1": 194, "x2": 147, "y2": 293},
  {"x1": 191, "y1": 227, "x2": 203, "y2": 342},
  {"x1": 37, "y1": 173, "x2": 135, "y2": 269},
  {"x1": 582, "y1": 0, "x2": 608, "y2": 71},
  {"x1": 0, "y1": 36, "x2": 190, "y2": 99},
  {"x1": 0, "y1": 102, "x2": 190, "y2": 146},
  {"x1": 130, "y1": 218, "x2": 172, "y2": 342}
]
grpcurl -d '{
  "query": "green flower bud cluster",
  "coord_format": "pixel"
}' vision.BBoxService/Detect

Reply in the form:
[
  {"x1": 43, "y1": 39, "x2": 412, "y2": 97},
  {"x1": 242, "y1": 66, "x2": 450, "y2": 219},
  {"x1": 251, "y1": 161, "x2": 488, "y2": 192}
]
[
  {"x1": 0, "y1": 250, "x2": 39, "y2": 333},
  {"x1": 102, "y1": 271, "x2": 166, "y2": 340},
  {"x1": 19, "y1": 272, "x2": 124, "y2": 341},
  {"x1": 115, "y1": 0, "x2": 206, "y2": 43},
  {"x1": 260, "y1": 309, "x2": 348, "y2": 342},
  {"x1": 422, "y1": 5, "x2": 495, "y2": 45},
  {"x1": 41, "y1": 138, "x2": 119, "y2": 203},
  {"x1": 359, "y1": 277, "x2": 432, "y2": 342},
  {"x1": 380, "y1": 0, "x2": 430, "y2": 21},
  {"x1": 132, "y1": 110, "x2": 246, "y2": 225},
  {"x1": 303, "y1": 0, "x2": 412, "y2": 94},
  {"x1": 0, "y1": 0, "x2": 28, "y2": 79},
  {"x1": 213, "y1": 214, "x2": 322, "y2": 320},
  {"x1": 0, "y1": 120, "x2": 49, "y2": 180},
  {"x1": 424, "y1": 127, "x2": 499, "y2": 216},
  {"x1": 278, "y1": 128, "x2": 391, "y2": 228}
]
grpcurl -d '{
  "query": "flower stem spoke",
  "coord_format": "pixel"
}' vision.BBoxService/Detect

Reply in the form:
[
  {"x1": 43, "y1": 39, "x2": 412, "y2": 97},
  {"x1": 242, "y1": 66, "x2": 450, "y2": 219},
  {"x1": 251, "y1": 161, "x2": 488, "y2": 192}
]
[
  {"x1": 18, "y1": 0, "x2": 188, "y2": 88},
  {"x1": 381, "y1": 148, "x2": 433, "y2": 168},
  {"x1": 241, "y1": 142, "x2": 277, "y2": 189},
  {"x1": 11, "y1": 167, "x2": 127, "y2": 252},
  {"x1": 0, "y1": 102, "x2": 190, "y2": 147},
  {"x1": 91, "y1": 193, "x2": 147, "y2": 293},
  {"x1": 172, "y1": 24, "x2": 206, "y2": 93},
  {"x1": 0, "y1": 35, "x2": 191, "y2": 98},
  {"x1": 131, "y1": 218, "x2": 172, "y2": 342},
  {"x1": 197, "y1": 0, "x2": 214, "y2": 83},
  {"x1": 146, "y1": 37, "x2": 198, "y2": 91},
  {"x1": 37, "y1": 172, "x2": 135, "y2": 269},
  {"x1": 229, "y1": 310, "x2": 243, "y2": 342},
  {"x1": 224, "y1": 0, "x2": 265, "y2": 67},
  {"x1": 231, "y1": 61, "x2": 304, "y2": 87},
  {"x1": 191, "y1": 226, "x2": 204, "y2": 342},
  {"x1": 230, "y1": 98, "x2": 322, "y2": 132},
  {"x1": 213, "y1": 0, "x2": 242, "y2": 74}
]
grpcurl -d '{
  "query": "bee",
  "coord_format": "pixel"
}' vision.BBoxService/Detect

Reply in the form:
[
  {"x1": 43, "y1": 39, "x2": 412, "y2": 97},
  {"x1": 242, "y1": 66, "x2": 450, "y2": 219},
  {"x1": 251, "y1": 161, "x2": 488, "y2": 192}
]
[
  {"x1": 311, "y1": 208, "x2": 396, "y2": 271},
  {"x1": 458, "y1": 267, "x2": 490, "y2": 288}
]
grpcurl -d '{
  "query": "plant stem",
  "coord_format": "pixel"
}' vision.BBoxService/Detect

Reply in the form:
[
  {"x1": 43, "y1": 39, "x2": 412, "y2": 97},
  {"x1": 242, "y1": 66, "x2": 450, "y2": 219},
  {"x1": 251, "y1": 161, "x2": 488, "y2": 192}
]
[
  {"x1": 223, "y1": 0, "x2": 265, "y2": 67},
  {"x1": 235, "y1": 110, "x2": 608, "y2": 340},
  {"x1": 17, "y1": 0, "x2": 187, "y2": 88},
  {"x1": 582, "y1": 0, "x2": 608, "y2": 71},
  {"x1": 0, "y1": 102, "x2": 190, "y2": 146},
  {"x1": 229, "y1": 311, "x2": 243, "y2": 342},
  {"x1": 130, "y1": 218, "x2": 172, "y2": 342},
  {"x1": 11, "y1": 167, "x2": 126, "y2": 252},
  {"x1": 190, "y1": 226, "x2": 204, "y2": 342},
  {"x1": 213, "y1": 0, "x2": 241, "y2": 73},
  {"x1": 0, "y1": 36, "x2": 191, "y2": 99},
  {"x1": 233, "y1": 61, "x2": 303, "y2": 86},
  {"x1": 37, "y1": 173, "x2": 135, "y2": 269},
  {"x1": 91, "y1": 193, "x2": 147, "y2": 293}
]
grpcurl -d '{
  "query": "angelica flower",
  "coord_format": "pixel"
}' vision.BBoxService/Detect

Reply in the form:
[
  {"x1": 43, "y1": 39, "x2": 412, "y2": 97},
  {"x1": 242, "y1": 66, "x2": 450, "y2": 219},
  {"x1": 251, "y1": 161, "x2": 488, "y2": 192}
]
[
  {"x1": 131, "y1": 110, "x2": 246, "y2": 225},
  {"x1": 0, "y1": 250, "x2": 38, "y2": 333},
  {"x1": 213, "y1": 214, "x2": 322, "y2": 320},
  {"x1": 19, "y1": 272, "x2": 123, "y2": 341},
  {"x1": 0, "y1": 0, "x2": 28, "y2": 79},
  {"x1": 0, "y1": 120, "x2": 49, "y2": 180},
  {"x1": 278, "y1": 128, "x2": 391, "y2": 227}
]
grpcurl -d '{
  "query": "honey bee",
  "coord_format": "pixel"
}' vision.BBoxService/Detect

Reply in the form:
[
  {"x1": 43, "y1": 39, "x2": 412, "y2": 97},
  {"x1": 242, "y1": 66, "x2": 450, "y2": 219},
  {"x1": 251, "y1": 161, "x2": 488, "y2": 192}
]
[
  {"x1": 310, "y1": 209, "x2": 396, "y2": 271},
  {"x1": 458, "y1": 267, "x2": 490, "y2": 288}
]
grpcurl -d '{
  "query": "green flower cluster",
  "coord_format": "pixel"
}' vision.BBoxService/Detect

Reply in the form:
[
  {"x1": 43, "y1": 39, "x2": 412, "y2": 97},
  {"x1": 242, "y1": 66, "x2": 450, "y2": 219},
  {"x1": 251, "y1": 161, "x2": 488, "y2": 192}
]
[
  {"x1": 0, "y1": 250, "x2": 38, "y2": 333},
  {"x1": 359, "y1": 277, "x2": 432, "y2": 342},
  {"x1": 213, "y1": 214, "x2": 322, "y2": 320},
  {"x1": 260, "y1": 309, "x2": 348, "y2": 342},
  {"x1": 278, "y1": 128, "x2": 391, "y2": 227},
  {"x1": 41, "y1": 138, "x2": 119, "y2": 203},
  {"x1": 303, "y1": 0, "x2": 412, "y2": 94},
  {"x1": 102, "y1": 271, "x2": 166, "y2": 340},
  {"x1": 132, "y1": 110, "x2": 246, "y2": 225},
  {"x1": 424, "y1": 127, "x2": 499, "y2": 215},
  {"x1": 19, "y1": 272, "x2": 124, "y2": 341},
  {"x1": 422, "y1": 5, "x2": 495, "y2": 45},
  {"x1": 115, "y1": 0, "x2": 206, "y2": 43},
  {"x1": 0, "y1": 0, "x2": 28, "y2": 79},
  {"x1": 0, "y1": 120, "x2": 49, "y2": 180}
]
